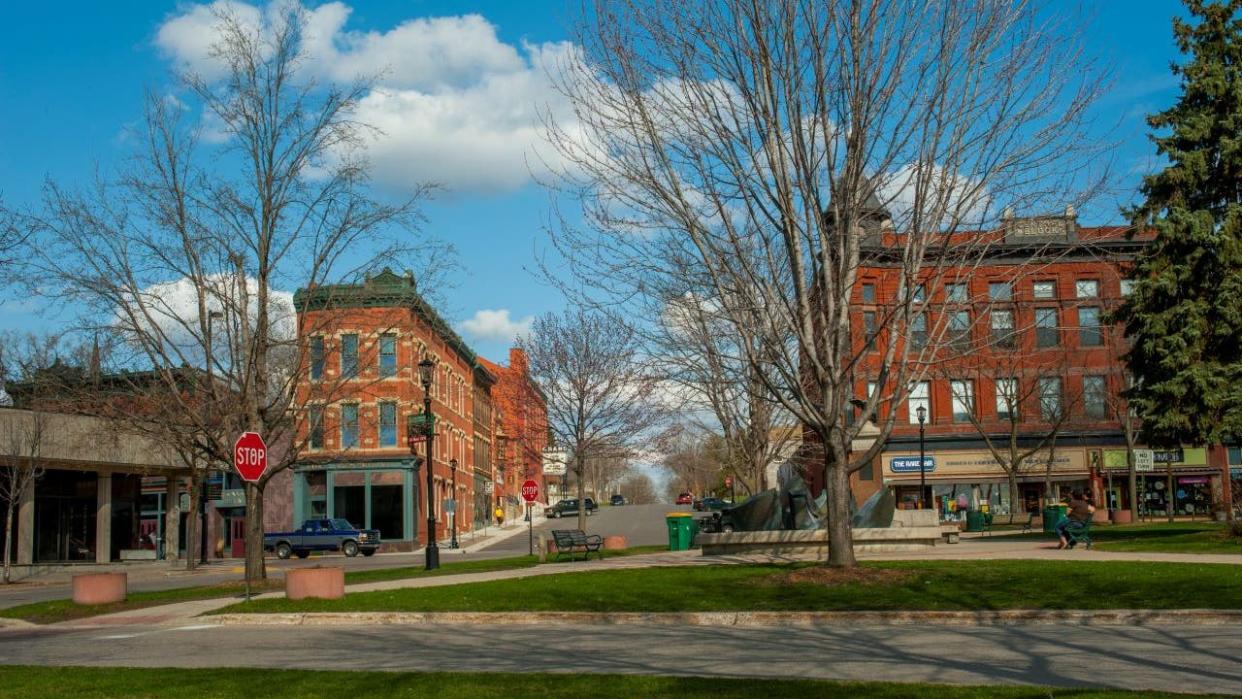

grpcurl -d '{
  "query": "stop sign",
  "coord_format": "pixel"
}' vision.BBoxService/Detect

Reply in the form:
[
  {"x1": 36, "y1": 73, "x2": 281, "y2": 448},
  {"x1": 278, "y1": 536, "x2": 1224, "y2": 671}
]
[
  {"x1": 725, "y1": 476, "x2": 733, "y2": 488},
  {"x1": 234, "y1": 432, "x2": 268, "y2": 482},
  {"x1": 521, "y1": 479, "x2": 539, "y2": 502}
]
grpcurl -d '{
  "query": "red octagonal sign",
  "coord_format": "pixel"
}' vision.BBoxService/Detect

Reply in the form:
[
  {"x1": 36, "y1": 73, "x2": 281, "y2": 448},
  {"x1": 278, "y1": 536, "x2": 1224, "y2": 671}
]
[
  {"x1": 521, "y1": 479, "x2": 539, "y2": 503},
  {"x1": 234, "y1": 432, "x2": 268, "y2": 483}
]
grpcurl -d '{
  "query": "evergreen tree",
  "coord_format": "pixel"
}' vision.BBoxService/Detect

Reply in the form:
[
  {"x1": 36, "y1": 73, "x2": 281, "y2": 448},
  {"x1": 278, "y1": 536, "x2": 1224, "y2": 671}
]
[{"x1": 1117, "y1": 1, "x2": 1242, "y2": 454}]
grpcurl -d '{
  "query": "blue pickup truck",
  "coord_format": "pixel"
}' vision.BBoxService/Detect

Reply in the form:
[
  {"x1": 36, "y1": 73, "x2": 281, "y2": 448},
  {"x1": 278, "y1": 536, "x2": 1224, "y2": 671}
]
[{"x1": 264, "y1": 518, "x2": 381, "y2": 559}]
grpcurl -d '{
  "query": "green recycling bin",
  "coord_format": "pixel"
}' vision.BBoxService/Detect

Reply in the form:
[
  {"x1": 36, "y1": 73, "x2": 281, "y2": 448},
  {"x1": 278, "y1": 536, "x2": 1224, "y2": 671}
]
[
  {"x1": 1042, "y1": 505, "x2": 1067, "y2": 534},
  {"x1": 965, "y1": 510, "x2": 985, "y2": 533},
  {"x1": 666, "y1": 512, "x2": 697, "y2": 551}
]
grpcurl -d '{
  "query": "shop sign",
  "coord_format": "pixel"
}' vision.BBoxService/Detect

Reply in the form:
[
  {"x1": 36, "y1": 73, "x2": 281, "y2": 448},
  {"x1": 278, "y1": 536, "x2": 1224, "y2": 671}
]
[
  {"x1": 1177, "y1": 476, "x2": 1210, "y2": 485},
  {"x1": 1102, "y1": 447, "x2": 1205, "y2": 471},
  {"x1": 1153, "y1": 449, "x2": 1184, "y2": 463},
  {"x1": 891, "y1": 456, "x2": 935, "y2": 473}
]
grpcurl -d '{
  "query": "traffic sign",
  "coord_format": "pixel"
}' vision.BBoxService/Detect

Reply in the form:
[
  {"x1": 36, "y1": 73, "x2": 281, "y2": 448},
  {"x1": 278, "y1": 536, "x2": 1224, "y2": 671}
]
[
  {"x1": 234, "y1": 432, "x2": 268, "y2": 482},
  {"x1": 521, "y1": 479, "x2": 539, "y2": 502},
  {"x1": 724, "y1": 476, "x2": 733, "y2": 488},
  {"x1": 1133, "y1": 448, "x2": 1155, "y2": 473}
]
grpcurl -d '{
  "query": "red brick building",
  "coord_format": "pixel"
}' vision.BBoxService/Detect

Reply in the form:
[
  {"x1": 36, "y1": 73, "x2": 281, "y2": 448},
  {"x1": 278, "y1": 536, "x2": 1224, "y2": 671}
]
[
  {"x1": 478, "y1": 348, "x2": 550, "y2": 522},
  {"x1": 291, "y1": 269, "x2": 497, "y2": 550},
  {"x1": 840, "y1": 211, "x2": 1235, "y2": 520}
]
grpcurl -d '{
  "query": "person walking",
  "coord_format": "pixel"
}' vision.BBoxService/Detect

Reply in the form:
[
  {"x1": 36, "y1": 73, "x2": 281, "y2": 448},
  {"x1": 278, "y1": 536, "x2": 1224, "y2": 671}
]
[{"x1": 494, "y1": 504, "x2": 505, "y2": 527}]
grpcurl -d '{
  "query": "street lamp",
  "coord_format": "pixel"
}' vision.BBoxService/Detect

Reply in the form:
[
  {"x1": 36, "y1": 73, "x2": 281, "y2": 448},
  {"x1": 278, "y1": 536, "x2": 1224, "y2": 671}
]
[
  {"x1": 916, "y1": 404, "x2": 927, "y2": 510},
  {"x1": 417, "y1": 358, "x2": 439, "y2": 570},
  {"x1": 448, "y1": 458, "x2": 459, "y2": 550}
]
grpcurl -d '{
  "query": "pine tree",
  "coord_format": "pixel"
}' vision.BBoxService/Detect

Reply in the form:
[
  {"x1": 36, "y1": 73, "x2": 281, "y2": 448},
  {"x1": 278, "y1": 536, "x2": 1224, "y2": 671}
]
[{"x1": 1117, "y1": 1, "x2": 1242, "y2": 461}]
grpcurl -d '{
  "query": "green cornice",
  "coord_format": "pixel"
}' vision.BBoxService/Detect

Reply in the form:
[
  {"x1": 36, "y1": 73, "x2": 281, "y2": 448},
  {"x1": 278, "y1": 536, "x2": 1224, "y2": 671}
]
[{"x1": 294, "y1": 268, "x2": 478, "y2": 364}]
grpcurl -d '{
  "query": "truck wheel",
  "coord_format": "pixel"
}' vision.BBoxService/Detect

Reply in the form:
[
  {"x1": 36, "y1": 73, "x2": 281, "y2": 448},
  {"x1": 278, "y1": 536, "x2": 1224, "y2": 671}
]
[
  {"x1": 275, "y1": 543, "x2": 292, "y2": 560},
  {"x1": 342, "y1": 540, "x2": 359, "y2": 557},
  {"x1": 296, "y1": 550, "x2": 310, "y2": 559}
]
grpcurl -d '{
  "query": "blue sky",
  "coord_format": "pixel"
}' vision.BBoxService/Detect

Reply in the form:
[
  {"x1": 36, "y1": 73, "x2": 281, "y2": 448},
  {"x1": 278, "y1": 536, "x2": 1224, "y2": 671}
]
[{"x1": 0, "y1": 0, "x2": 1193, "y2": 363}]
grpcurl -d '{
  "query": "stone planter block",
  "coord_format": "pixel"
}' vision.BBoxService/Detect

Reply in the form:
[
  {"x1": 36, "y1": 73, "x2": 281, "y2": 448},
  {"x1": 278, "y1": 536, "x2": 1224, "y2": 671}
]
[
  {"x1": 72, "y1": 572, "x2": 127, "y2": 605},
  {"x1": 1092, "y1": 509, "x2": 1111, "y2": 524},
  {"x1": 602, "y1": 535, "x2": 628, "y2": 550},
  {"x1": 286, "y1": 567, "x2": 345, "y2": 601},
  {"x1": 1110, "y1": 509, "x2": 1133, "y2": 524}
]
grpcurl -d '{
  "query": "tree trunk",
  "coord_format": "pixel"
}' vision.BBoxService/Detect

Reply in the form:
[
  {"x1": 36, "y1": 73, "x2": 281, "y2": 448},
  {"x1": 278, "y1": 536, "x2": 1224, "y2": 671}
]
[
  {"x1": 1007, "y1": 471, "x2": 1021, "y2": 525},
  {"x1": 3, "y1": 503, "x2": 14, "y2": 584},
  {"x1": 245, "y1": 481, "x2": 266, "y2": 580},
  {"x1": 576, "y1": 456, "x2": 587, "y2": 531},
  {"x1": 1126, "y1": 448, "x2": 1138, "y2": 522},
  {"x1": 824, "y1": 439, "x2": 856, "y2": 568},
  {"x1": 185, "y1": 473, "x2": 201, "y2": 571}
]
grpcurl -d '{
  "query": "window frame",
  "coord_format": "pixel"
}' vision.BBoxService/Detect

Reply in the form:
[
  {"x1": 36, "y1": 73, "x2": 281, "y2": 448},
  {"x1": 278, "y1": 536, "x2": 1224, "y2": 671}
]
[
  {"x1": 309, "y1": 336, "x2": 324, "y2": 382},
  {"x1": 1033, "y1": 281, "x2": 1057, "y2": 300},
  {"x1": 378, "y1": 401, "x2": 398, "y2": 447},
  {"x1": 340, "y1": 404, "x2": 360, "y2": 448},
  {"x1": 1083, "y1": 375, "x2": 1107, "y2": 419},
  {"x1": 378, "y1": 334, "x2": 397, "y2": 378},
  {"x1": 1078, "y1": 306, "x2": 1101, "y2": 347},
  {"x1": 949, "y1": 380, "x2": 975, "y2": 423},
  {"x1": 1038, "y1": 377, "x2": 1063, "y2": 422},
  {"x1": 988, "y1": 281, "x2": 1013, "y2": 301},
  {"x1": 340, "y1": 334, "x2": 359, "y2": 379},
  {"x1": 1076, "y1": 279, "x2": 1100, "y2": 299},
  {"x1": 994, "y1": 378, "x2": 1018, "y2": 421},
  {"x1": 907, "y1": 381, "x2": 930, "y2": 425},
  {"x1": 1034, "y1": 308, "x2": 1059, "y2": 348}
]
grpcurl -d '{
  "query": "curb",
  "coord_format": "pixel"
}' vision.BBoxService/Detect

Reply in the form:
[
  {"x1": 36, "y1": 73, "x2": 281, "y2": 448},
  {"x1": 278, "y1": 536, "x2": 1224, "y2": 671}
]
[
  {"x1": 0, "y1": 618, "x2": 37, "y2": 630},
  {"x1": 206, "y1": 609, "x2": 1242, "y2": 628}
]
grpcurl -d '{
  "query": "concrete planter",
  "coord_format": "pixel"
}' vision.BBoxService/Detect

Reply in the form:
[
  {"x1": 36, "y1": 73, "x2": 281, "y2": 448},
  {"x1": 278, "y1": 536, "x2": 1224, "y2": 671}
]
[
  {"x1": 602, "y1": 535, "x2": 628, "y2": 550},
  {"x1": 1092, "y1": 509, "x2": 1111, "y2": 524},
  {"x1": 286, "y1": 567, "x2": 345, "y2": 601},
  {"x1": 1110, "y1": 509, "x2": 1133, "y2": 524},
  {"x1": 72, "y1": 572, "x2": 127, "y2": 605}
]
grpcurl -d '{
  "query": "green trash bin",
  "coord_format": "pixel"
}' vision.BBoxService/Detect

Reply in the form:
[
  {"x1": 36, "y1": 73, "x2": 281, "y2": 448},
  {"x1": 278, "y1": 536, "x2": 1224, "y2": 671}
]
[
  {"x1": 666, "y1": 512, "x2": 697, "y2": 551},
  {"x1": 965, "y1": 510, "x2": 985, "y2": 533},
  {"x1": 1042, "y1": 505, "x2": 1067, "y2": 534}
]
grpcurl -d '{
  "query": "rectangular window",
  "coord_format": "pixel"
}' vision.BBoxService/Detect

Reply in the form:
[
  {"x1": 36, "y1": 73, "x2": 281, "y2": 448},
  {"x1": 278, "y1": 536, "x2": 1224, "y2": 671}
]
[
  {"x1": 948, "y1": 310, "x2": 971, "y2": 349},
  {"x1": 863, "y1": 311, "x2": 877, "y2": 351},
  {"x1": 990, "y1": 310, "x2": 1015, "y2": 348},
  {"x1": 309, "y1": 406, "x2": 323, "y2": 449},
  {"x1": 861, "y1": 283, "x2": 876, "y2": 304},
  {"x1": 946, "y1": 283, "x2": 969, "y2": 303},
  {"x1": 988, "y1": 281, "x2": 1012, "y2": 301},
  {"x1": 1038, "y1": 378, "x2": 1062, "y2": 422},
  {"x1": 1078, "y1": 306, "x2": 1101, "y2": 347},
  {"x1": 341, "y1": 404, "x2": 359, "y2": 448},
  {"x1": 1035, "y1": 308, "x2": 1059, "y2": 348},
  {"x1": 379, "y1": 334, "x2": 397, "y2": 377},
  {"x1": 908, "y1": 381, "x2": 930, "y2": 425},
  {"x1": 341, "y1": 334, "x2": 359, "y2": 378},
  {"x1": 909, "y1": 314, "x2": 927, "y2": 350},
  {"x1": 379, "y1": 402, "x2": 397, "y2": 447},
  {"x1": 1033, "y1": 281, "x2": 1057, "y2": 300},
  {"x1": 1076, "y1": 280, "x2": 1099, "y2": 298},
  {"x1": 912, "y1": 284, "x2": 926, "y2": 302},
  {"x1": 994, "y1": 378, "x2": 1017, "y2": 421},
  {"x1": 1120, "y1": 279, "x2": 1136, "y2": 297},
  {"x1": 1083, "y1": 376, "x2": 1107, "y2": 419},
  {"x1": 309, "y1": 337, "x2": 324, "y2": 381},
  {"x1": 950, "y1": 380, "x2": 974, "y2": 423}
]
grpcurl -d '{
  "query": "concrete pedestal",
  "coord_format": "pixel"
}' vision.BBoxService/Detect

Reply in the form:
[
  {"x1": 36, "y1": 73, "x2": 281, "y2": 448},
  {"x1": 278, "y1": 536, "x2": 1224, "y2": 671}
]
[
  {"x1": 72, "y1": 572, "x2": 127, "y2": 605},
  {"x1": 1110, "y1": 509, "x2": 1133, "y2": 524},
  {"x1": 602, "y1": 535, "x2": 628, "y2": 550},
  {"x1": 286, "y1": 567, "x2": 345, "y2": 600}
]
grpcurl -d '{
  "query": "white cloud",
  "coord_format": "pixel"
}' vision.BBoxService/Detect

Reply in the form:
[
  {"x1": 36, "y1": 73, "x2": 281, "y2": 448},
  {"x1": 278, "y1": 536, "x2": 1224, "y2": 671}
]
[
  {"x1": 116, "y1": 274, "x2": 297, "y2": 351},
  {"x1": 155, "y1": 2, "x2": 580, "y2": 194},
  {"x1": 459, "y1": 309, "x2": 533, "y2": 342}
]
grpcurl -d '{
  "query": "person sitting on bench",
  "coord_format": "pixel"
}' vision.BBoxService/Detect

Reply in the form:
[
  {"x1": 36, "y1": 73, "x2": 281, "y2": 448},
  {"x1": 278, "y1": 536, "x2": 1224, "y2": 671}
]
[{"x1": 1057, "y1": 490, "x2": 1094, "y2": 550}]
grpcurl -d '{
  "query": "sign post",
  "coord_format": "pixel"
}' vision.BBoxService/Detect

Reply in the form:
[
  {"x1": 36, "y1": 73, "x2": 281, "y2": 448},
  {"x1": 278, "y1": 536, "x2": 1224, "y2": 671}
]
[
  {"x1": 233, "y1": 432, "x2": 268, "y2": 603},
  {"x1": 521, "y1": 479, "x2": 539, "y2": 556}
]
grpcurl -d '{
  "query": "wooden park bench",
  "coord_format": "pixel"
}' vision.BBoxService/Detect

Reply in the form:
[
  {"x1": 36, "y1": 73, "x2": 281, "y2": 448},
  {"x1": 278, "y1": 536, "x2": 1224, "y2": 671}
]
[
  {"x1": 1064, "y1": 520, "x2": 1092, "y2": 549},
  {"x1": 551, "y1": 529, "x2": 603, "y2": 562}
]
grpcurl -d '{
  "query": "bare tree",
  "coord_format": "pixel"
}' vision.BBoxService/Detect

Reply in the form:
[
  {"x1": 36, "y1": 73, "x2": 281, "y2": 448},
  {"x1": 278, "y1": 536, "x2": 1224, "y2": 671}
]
[
  {"x1": 617, "y1": 472, "x2": 659, "y2": 504},
  {"x1": 520, "y1": 310, "x2": 668, "y2": 530},
  {"x1": 660, "y1": 426, "x2": 729, "y2": 499},
  {"x1": 1, "y1": 410, "x2": 46, "y2": 583},
  {"x1": 15, "y1": 5, "x2": 443, "y2": 579},
  {"x1": 543, "y1": 0, "x2": 1106, "y2": 566}
]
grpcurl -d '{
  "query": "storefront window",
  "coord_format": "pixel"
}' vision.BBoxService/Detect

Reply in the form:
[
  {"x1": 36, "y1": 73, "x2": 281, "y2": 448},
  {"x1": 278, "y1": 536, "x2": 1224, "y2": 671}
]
[
  {"x1": 371, "y1": 471, "x2": 405, "y2": 541},
  {"x1": 333, "y1": 471, "x2": 365, "y2": 529}
]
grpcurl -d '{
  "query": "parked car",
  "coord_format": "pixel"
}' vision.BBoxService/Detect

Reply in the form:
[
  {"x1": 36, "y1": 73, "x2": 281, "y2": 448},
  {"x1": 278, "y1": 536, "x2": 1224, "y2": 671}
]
[
  {"x1": 696, "y1": 509, "x2": 737, "y2": 534},
  {"x1": 675, "y1": 492, "x2": 694, "y2": 505},
  {"x1": 610, "y1": 494, "x2": 626, "y2": 506},
  {"x1": 694, "y1": 497, "x2": 732, "y2": 512},
  {"x1": 544, "y1": 498, "x2": 594, "y2": 518},
  {"x1": 264, "y1": 518, "x2": 381, "y2": 559}
]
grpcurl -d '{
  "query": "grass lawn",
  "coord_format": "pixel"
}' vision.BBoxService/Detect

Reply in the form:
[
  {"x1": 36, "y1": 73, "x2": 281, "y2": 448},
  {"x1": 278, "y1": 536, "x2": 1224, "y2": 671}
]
[
  {"x1": 995, "y1": 521, "x2": 1242, "y2": 554},
  {"x1": 215, "y1": 559, "x2": 1241, "y2": 615},
  {"x1": 0, "y1": 666, "x2": 1217, "y2": 699},
  {"x1": 0, "y1": 547, "x2": 664, "y2": 625}
]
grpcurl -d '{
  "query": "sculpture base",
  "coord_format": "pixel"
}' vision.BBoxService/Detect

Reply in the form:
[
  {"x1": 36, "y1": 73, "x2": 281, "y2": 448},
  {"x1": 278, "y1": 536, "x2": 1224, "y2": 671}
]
[
  {"x1": 286, "y1": 567, "x2": 345, "y2": 601},
  {"x1": 72, "y1": 572, "x2": 127, "y2": 605}
]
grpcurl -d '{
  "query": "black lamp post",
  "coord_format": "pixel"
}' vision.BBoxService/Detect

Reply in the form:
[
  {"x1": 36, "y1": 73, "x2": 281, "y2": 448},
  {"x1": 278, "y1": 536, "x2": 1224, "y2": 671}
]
[
  {"x1": 417, "y1": 358, "x2": 440, "y2": 570},
  {"x1": 916, "y1": 404, "x2": 928, "y2": 510},
  {"x1": 449, "y1": 458, "x2": 459, "y2": 550}
]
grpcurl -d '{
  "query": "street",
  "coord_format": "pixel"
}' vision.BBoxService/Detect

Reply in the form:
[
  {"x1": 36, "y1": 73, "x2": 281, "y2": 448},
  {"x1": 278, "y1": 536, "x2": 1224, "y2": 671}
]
[
  {"x1": 0, "y1": 503, "x2": 680, "y2": 610},
  {"x1": 0, "y1": 621, "x2": 1237, "y2": 694}
]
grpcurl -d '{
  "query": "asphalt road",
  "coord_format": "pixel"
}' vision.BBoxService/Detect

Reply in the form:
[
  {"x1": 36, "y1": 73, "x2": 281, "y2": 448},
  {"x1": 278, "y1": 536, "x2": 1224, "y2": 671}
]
[
  {"x1": 482, "y1": 502, "x2": 682, "y2": 555},
  {"x1": 1, "y1": 622, "x2": 1237, "y2": 694},
  {"x1": 0, "y1": 502, "x2": 681, "y2": 609}
]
